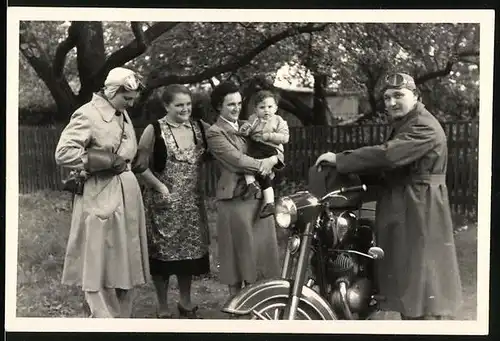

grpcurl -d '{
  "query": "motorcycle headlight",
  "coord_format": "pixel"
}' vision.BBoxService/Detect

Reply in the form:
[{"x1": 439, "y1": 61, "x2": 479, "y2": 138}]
[
  {"x1": 275, "y1": 196, "x2": 297, "y2": 228},
  {"x1": 336, "y1": 211, "x2": 356, "y2": 242}
]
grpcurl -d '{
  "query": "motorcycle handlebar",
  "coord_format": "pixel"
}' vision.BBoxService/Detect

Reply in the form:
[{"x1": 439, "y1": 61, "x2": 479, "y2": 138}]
[
  {"x1": 320, "y1": 184, "x2": 367, "y2": 202},
  {"x1": 338, "y1": 184, "x2": 367, "y2": 194}
]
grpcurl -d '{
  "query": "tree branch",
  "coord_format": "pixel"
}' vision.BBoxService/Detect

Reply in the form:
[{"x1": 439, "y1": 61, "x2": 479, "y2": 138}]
[
  {"x1": 131, "y1": 21, "x2": 147, "y2": 49},
  {"x1": 414, "y1": 49, "x2": 478, "y2": 84},
  {"x1": 146, "y1": 23, "x2": 328, "y2": 89},
  {"x1": 414, "y1": 61, "x2": 454, "y2": 84},
  {"x1": 20, "y1": 21, "x2": 57, "y2": 85},
  {"x1": 19, "y1": 21, "x2": 78, "y2": 112},
  {"x1": 364, "y1": 25, "x2": 383, "y2": 50},
  {"x1": 304, "y1": 32, "x2": 315, "y2": 71},
  {"x1": 377, "y1": 23, "x2": 417, "y2": 56},
  {"x1": 452, "y1": 26, "x2": 467, "y2": 54},
  {"x1": 458, "y1": 56, "x2": 479, "y2": 65},
  {"x1": 79, "y1": 22, "x2": 180, "y2": 97},
  {"x1": 52, "y1": 22, "x2": 78, "y2": 79},
  {"x1": 457, "y1": 49, "x2": 479, "y2": 58},
  {"x1": 278, "y1": 96, "x2": 313, "y2": 125}
]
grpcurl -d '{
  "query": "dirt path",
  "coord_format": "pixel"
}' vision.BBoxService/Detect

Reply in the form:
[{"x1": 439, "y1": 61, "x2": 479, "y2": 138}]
[
  {"x1": 130, "y1": 228, "x2": 478, "y2": 320},
  {"x1": 16, "y1": 191, "x2": 477, "y2": 320}
]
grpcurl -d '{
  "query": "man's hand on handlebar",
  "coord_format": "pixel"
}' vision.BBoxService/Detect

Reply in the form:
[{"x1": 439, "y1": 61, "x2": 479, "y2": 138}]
[{"x1": 314, "y1": 152, "x2": 337, "y2": 171}]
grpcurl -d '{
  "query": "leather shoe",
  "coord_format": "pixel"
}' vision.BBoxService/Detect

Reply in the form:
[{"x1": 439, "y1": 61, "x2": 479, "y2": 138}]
[{"x1": 177, "y1": 303, "x2": 201, "y2": 319}]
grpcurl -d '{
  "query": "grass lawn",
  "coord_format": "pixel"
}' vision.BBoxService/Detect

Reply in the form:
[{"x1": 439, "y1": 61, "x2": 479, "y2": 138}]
[{"x1": 15, "y1": 190, "x2": 477, "y2": 320}]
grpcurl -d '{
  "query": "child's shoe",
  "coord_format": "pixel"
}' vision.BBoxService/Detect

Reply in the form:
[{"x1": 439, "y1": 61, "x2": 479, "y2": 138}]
[
  {"x1": 259, "y1": 202, "x2": 276, "y2": 218},
  {"x1": 242, "y1": 182, "x2": 261, "y2": 200}
]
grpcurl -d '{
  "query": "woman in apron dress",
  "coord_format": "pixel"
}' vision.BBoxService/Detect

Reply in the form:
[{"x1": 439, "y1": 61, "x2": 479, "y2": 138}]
[{"x1": 136, "y1": 84, "x2": 211, "y2": 319}]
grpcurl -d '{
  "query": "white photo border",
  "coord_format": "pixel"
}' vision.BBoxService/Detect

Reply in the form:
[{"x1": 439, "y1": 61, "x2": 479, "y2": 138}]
[{"x1": 5, "y1": 7, "x2": 495, "y2": 335}]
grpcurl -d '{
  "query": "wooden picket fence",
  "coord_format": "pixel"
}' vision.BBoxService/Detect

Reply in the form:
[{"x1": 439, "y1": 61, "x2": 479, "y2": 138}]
[{"x1": 18, "y1": 120, "x2": 479, "y2": 217}]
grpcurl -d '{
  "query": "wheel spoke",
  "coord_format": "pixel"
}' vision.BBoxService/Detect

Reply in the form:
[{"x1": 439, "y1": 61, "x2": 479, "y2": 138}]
[
  {"x1": 252, "y1": 310, "x2": 271, "y2": 320},
  {"x1": 251, "y1": 301, "x2": 315, "y2": 320}
]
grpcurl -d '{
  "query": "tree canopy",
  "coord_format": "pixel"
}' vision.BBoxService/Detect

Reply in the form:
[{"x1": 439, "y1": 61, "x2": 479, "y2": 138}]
[{"x1": 19, "y1": 21, "x2": 479, "y2": 126}]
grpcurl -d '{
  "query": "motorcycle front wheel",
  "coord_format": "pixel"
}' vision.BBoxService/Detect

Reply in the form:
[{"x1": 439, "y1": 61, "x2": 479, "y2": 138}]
[{"x1": 250, "y1": 298, "x2": 325, "y2": 320}]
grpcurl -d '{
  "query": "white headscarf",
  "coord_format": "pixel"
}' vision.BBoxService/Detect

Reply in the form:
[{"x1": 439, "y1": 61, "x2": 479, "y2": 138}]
[{"x1": 103, "y1": 67, "x2": 142, "y2": 99}]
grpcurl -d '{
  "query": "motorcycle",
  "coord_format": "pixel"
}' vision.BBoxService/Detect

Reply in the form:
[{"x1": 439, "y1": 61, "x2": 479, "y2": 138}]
[{"x1": 221, "y1": 165, "x2": 385, "y2": 320}]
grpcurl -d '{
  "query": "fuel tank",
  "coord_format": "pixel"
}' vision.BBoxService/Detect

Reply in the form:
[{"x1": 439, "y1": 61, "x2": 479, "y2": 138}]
[{"x1": 307, "y1": 164, "x2": 365, "y2": 209}]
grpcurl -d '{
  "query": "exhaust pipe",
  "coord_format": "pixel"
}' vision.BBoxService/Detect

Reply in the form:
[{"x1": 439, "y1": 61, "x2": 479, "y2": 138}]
[{"x1": 338, "y1": 281, "x2": 354, "y2": 320}]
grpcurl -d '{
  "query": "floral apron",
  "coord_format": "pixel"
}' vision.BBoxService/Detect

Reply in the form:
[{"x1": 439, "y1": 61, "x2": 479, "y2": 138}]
[{"x1": 144, "y1": 119, "x2": 210, "y2": 262}]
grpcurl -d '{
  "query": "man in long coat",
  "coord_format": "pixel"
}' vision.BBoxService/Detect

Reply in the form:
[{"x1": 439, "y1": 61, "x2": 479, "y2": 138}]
[{"x1": 315, "y1": 73, "x2": 462, "y2": 320}]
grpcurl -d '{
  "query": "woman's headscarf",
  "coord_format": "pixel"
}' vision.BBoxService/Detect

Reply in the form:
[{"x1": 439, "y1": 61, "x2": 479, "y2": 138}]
[{"x1": 103, "y1": 67, "x2": 143, "y2": 99}]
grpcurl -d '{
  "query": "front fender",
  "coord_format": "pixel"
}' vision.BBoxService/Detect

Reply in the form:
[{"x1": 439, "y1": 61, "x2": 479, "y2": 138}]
[{"x1": 221, "y1": 278, "x2": 337, "y2": 320}]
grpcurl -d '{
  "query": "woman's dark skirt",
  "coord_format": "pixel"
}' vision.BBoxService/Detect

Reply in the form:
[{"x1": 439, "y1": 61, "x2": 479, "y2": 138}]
[{"x1": 149, "y1": 253, "x2": 210, "y2": 279}]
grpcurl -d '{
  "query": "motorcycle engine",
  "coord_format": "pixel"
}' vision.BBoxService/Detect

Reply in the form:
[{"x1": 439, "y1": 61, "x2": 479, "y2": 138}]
[
  {"x1": 321, "y1": 210, "x2": 357, "y2": 248},
  {"x1": 329, "y1": 252, "x2": 357, "y2": 278},
  {"x1": 330, "y1": 277, "x2": 373, "y2": 315}
]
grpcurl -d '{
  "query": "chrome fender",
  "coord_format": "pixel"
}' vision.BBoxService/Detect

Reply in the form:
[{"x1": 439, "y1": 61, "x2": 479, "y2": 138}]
[{"x1": 221, "y1": 278, "x2": 337, "y2": 320}]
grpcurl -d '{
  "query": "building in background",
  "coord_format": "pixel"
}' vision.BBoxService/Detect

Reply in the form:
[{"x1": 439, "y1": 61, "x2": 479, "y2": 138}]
[{"x1": 275, "y1": 86, "x2": 363, "y2": 127}]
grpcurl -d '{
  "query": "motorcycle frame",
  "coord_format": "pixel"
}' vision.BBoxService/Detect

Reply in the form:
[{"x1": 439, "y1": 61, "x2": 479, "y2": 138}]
[
  {"x1": 282, "y1": 221, "x2": 333, "y2": 319},
  {"x1": 281, "y1": 204, "x2": 379, "y2": 320},
  {"x1": 220, "y1": 210, "x2": 338, "y2": 320},
  {"x1": 221, "y1": 189, "x2": 379, "y2": 320},
  {"x1": 282, "y1": 220, "x2": 316, "y2": 320}
]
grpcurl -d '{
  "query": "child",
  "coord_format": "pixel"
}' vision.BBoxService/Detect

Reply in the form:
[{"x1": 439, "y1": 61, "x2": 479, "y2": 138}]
[{"x1": 238, "y1": 90, "x2": 290, "y2": 218}]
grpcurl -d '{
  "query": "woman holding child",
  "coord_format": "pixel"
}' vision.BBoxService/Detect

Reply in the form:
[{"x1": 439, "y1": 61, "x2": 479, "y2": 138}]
[
  {"x1": 135, "y1": 84, "x2": 211, "y2": 319},
  {"x1": 206, "y1": 82, "x2": 285, "y2": 297}
]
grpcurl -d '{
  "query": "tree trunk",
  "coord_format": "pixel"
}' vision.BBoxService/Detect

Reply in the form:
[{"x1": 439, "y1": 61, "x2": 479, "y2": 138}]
[
  {"x1": 368, "y1": 87, "x2": 378, "y2": 117},
  {"x1": 48, "y1": 80, "x2": 80, "y2": 119},
  {"x1": 312, "y1": 73, "x2": 330, "y2": 126},
  {"x1": 73, "y1": 22, "x2": 106, "y2": 104}
]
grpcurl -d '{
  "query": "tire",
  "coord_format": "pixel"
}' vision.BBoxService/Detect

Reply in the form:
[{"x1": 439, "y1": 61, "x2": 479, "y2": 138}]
[{"x1": 250, "y1": 297, "x2": 326, "y2": 320}]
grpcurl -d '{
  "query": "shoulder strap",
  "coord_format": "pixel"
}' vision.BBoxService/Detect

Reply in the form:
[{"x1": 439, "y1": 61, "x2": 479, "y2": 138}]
[
  {"x1": 152, "y1": 120, "x2": 161, "y2": 139},
  {"x1": 150, "y1": 120, "x2": 168, "y2": 173}
]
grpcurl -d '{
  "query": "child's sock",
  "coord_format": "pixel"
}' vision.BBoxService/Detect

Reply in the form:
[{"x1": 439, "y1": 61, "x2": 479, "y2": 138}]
[
  {"x1": 244, "y1": 174, "x2": 256, "y2": 185},
  {"x1": 262, "y1": 187, "x2": 275, "y2": 205}
]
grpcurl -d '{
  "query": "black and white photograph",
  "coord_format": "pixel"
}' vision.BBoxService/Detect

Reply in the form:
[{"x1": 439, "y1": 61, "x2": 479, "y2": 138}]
[{"x1": 5, "y1": 7, "x2": 495, "y2": 335}]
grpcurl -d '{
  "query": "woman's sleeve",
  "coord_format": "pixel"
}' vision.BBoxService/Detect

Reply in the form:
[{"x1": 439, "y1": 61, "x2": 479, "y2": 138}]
[
  {"x1": 132, "y1": 124, "x2": 155, "y2": 174},
  {"x1": 197, "y1": 119, "x2": 216, "y2": 162},
  {"x1": 206, "y1": 126, "x2": 262, "y2": 174},
  {"x1": 54, "y1": 110, "x2": 92, "y2": 170},
  {"x1": 200, "y1": 119, "x2": 211, "y2": 131}
]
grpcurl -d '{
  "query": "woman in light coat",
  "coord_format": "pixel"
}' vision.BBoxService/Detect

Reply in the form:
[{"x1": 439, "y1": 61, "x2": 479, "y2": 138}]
[{"x1": 55, "y1": 67, "x2": 150, "y2": 318}]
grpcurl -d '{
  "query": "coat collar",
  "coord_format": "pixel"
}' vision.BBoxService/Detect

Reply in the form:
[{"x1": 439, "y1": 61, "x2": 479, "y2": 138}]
[
  {"x1": 217, "y1": 115, "x2": 240, "y2": 131},
  {"x1": 390, "y1": 101, "x2": 425, "y2": 132},
  {"x1": 91, "y1": 93, "x2": 129, "y2": 123},
  {"x1": 215, "y1": 116, "x2": 245, "y2": 149}
]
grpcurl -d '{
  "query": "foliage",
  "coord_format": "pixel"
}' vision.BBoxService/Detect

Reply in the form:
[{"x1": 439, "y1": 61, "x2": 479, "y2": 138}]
[{"x1": 19, "y1": 21, "x2": 479, "y2": 126}]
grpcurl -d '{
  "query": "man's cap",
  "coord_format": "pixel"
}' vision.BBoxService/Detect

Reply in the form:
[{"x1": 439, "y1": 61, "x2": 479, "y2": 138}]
[{"x1": 383, "y1": 72, "x2": 417, "y2": 91}]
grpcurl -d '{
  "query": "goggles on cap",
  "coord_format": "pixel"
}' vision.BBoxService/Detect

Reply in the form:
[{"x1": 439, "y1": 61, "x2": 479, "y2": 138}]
[
  {"x1": 384, "y1": 73, "x2": 416, "y2": 89},
  {"x1": 105, "y1": 69, "x2": 145, "y2": 91},
  {"x1": 121, "y1": 73, "x2": 145, "y2": 92}
]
